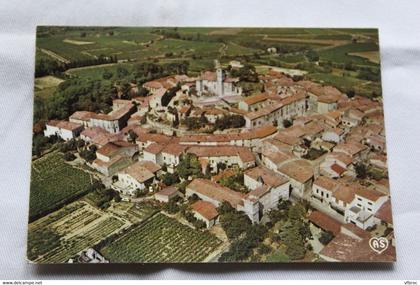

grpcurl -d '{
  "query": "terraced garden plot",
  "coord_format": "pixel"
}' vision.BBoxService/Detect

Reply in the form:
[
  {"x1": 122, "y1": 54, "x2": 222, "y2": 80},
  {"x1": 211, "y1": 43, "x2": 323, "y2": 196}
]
[
  {"x1": 30, "y1": 151, "x2": 92, "y2": 220},
  {"x1": 28, "y1": 201, "x2": 129, "y2": 263},
  {"x1": 100, "y1": 213, "x2": 222, "y2": 263}
]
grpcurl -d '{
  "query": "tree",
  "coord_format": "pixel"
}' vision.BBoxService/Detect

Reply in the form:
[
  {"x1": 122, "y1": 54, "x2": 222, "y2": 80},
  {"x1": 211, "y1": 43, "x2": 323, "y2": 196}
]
[
  {"x1": 79, "y1": 148, "x2": 96, "y2": 162},
  {"x1": 283, "y1": 119, "x2": 293, "y2": 128},
  {"x1": 63, "y1": 152, "x2": 76, "y2": 161},
  {"x1": 164, "y1": 200, "x2": 180, "y2": 214},
  {"x1": 102, "y1": 70, "x2": 113, "y2": 80},
  {"x1": 217, "y1": 201, "x2": 235, "y2": 215},
  {"x1": 305, "y1": 50, "x2": 319, "y2": 62},
  {"x1": 177, "y1": 153, "x2": 202, "y2": 179},
  {"x1": 230, "y1": 64, "x2": 258, "y2": 82},
  {"x1": 288, "y1": 204, "x2": 306, "y2": 221},
  {"x1": 284, "y1": 225, "x2": 306, "y2": 260},
  {"x1": 346, "y1": 89, "x2": 356, "y2": 98},
  {"x1": 355, "y1": 162, "x2": 367, "y2": 179},
  {"x1": 114, "y1": 193, "x2": 122, "y2": 202},
  {"x1": 214, "y1": 115, "x2": 245, "y2": 130},
  {"x1": 127, "y1": 129, "x2": 138, "y2": 143},
  {"x1": 258, "y1": 244, "x2": 272, "y2": 255},
  {"x1": 219, "y1": 210, "x2": 252, "y2": 240},
  {"x1": 162, "y1": 172, "x2": 180, "y2": 186}
]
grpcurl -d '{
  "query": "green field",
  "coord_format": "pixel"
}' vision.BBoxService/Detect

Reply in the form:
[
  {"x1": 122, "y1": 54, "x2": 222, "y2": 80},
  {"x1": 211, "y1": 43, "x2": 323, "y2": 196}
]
[
  {"x1": 29, "y1": 152, "x2": 92, "y2": 221},
  {"x1": 265, "y1": 250, "x2": 290, "y2": 262},
  {"x1": 100, "y1": 213, "x2": 222, "y2": 263},
  {"x1": 28, "y1": 201, "x2": 128, "y2": 263},
  {"x1": 308, "y1": 72, "x2": 381, "y2": 97},
  {"x1": 318, "y1": 42, "x2": 379, "y2": 66},
  {"x1": 36, "y1": 26, "x2": 379, "y2": 65}
]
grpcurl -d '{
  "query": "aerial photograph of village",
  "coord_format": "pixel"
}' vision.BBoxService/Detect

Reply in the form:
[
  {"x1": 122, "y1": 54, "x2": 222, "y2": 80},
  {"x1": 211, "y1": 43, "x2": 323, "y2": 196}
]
[{"x1": 28, "y1": 26, "x2": 396, "y2": 263}]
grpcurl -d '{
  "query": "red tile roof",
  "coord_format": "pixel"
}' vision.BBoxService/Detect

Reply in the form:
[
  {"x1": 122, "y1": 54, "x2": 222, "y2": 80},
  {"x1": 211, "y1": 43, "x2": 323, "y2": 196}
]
[
  {"x1": 313, "y1": 176, "x2": 339, "y2": 192},
  {"x1": 187, "y1": 146, "x2": 255, "y2": 163},
  {"x1": 187, "y1": 178, "x2": 245, "y2": 208},
  {"x1": 308, "y1": 211, "x2": 342, "y2": 236},
  {"x1": 244, "y1": 166, "x2": 289, "y2": 188},
  {"x1": 47, "y1": 120, "x2": 83, "y2": 131},
  {"x1": 243, "y1": 93, "x2": 269, "y2": 105},
  {"x1": 278, "y1": 159, "x2": 314, "y2": 183},
  {"x1": 319, "y1": 233, "x2": 396, "y2": 262},
  {"x1": 374, "y1": 200, "x2": 393, "y2": 224},
  {"x1": 331, "y1": 163, "x2": 346, "y2": 175},
  {"x1": 156, "y1": 186, "x2": 179, "y2": 197},
  {"x1": 191, "y1": 200, "x2": 219, "y2": 221}
]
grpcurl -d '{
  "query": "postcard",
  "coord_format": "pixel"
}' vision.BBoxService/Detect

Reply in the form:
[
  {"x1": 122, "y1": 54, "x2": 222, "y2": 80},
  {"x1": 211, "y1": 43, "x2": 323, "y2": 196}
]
[{"x1": 28, "y1": 27, "x2": 395, "y2": 263}]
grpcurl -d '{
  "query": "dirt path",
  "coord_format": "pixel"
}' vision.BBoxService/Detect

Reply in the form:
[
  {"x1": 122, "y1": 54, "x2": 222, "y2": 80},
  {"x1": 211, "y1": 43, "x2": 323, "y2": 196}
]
[{"x1": 39, "y1": 48, "x2": 71, "y2": 64}]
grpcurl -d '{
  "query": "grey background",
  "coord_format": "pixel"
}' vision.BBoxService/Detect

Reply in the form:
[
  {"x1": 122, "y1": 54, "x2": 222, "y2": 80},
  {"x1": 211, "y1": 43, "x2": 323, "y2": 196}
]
[{"x1": 1, "y1": 0, "x2": 420, "y2": 279}]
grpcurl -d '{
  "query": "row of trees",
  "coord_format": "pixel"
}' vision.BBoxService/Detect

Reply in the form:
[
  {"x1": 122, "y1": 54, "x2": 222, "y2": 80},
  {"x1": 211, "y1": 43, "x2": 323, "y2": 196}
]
[{"x1": 35, "y1": 55, "x2": 118, "y2": 77}]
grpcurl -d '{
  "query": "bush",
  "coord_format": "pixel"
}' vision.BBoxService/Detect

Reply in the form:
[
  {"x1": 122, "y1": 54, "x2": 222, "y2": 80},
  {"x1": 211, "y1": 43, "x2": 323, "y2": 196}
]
[
  {"x1": 63, "y1": 152, "x2": 76, "y2": 161},
  {"x1": 162, "y1": 172, "x2": 180, "y2": 186},
  {"x1": 79, "y1": 148, "x2": 96, "y2": 162},
  {"x1": 258, "y1": 244, "x2": 272, "y2": 255},
  {"x1": 164, "y1": 200, "x2": 180, "y2": 214}
]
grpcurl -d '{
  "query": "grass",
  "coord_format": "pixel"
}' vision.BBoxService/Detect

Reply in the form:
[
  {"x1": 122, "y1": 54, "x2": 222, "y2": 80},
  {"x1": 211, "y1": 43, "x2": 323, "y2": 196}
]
[
  {"x1": 265, "y1": 250, "x2": 290, "y2": 262},
  {"x1": 29, "y1": 151, "x2": 92, "y2": 221},
  {"x1": 34, "y1": 76, "x2": 64, "y2": 90},
  {"x1": 100, "y1": 213, "x2": 221, "y2": 263}
]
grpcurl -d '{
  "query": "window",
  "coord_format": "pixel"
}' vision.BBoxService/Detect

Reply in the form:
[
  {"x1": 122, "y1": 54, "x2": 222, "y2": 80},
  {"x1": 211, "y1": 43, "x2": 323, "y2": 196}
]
[
  {"x1": 368, "y1": 208, "x2": 372, "y2": 212},
  {"x1": 326, "y1": 193, "x2": 329, "y2": 198},
  {"x1": 368, "y1": 202, "x2": 373, "y2": 205},
  {"x1": 357, "y1": 203, "x2": 362, "y2": 207},
  {"x1": 357, "y1": 197, "x2": 362, "y2": 201}
]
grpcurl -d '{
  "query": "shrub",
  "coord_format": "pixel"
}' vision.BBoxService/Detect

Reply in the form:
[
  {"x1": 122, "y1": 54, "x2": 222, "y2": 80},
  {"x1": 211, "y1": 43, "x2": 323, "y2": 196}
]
[{"x1": 63, "y1": 152, "x2": 76, "y2": 161}]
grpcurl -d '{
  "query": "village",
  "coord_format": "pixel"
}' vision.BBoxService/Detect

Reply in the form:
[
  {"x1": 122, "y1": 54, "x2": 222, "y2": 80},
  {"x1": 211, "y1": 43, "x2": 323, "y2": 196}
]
[{"x1": 39, "y1": 57, "x2": 395, "y2": 263}]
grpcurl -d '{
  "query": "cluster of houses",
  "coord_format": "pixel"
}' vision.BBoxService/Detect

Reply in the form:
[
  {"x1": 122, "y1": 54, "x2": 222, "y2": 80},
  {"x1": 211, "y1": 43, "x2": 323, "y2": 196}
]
[{"x1": 42, "y1": 60, "x2": 394, "y2": 261}]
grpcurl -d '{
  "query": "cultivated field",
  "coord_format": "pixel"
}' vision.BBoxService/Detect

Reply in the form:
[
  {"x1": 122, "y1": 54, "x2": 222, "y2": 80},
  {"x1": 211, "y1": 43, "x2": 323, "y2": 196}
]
[
  {"x1": 100, "y1": 213, "x2": 222, "y2": 263},
  {"x1": 27, "y1": 201, "x2": 130, "y2": 263},
  {"x1": 36, "y1": 27, "x2": 381, "y2": 98},
  {"x1": 349, "y1": 51, "x2": 380, "y2": 64},
  {"x1": 34, "y1": 75, "x2": 64, "y2": 90},
  {"x1": 29, "y1": 151, "x2": 92, "y2": 220}
]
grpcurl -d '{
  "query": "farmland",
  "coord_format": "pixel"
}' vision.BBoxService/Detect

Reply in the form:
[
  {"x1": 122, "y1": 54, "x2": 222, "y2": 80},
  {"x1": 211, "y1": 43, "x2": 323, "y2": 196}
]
[
  {"x1": 100, "y1": 213, "x2": 222, "y2": 263},
  {"x1": 36, "y1": 27, "x2": 379, "y2": 66},
  {"x1": 27, "y1": 201, "x2": 130, "y2": 263},
  {"x1": 36, "y1": 26, "x2": 381, "y2": 99},
  {"x1": 29, "y1": 151, "x2": 92, "y2": 221}
]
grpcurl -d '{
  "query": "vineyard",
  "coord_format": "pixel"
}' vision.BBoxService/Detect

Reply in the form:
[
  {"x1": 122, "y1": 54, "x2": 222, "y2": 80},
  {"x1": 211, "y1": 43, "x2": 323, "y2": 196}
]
[
  {"x1": 27, "y1": 201, "x2": 130, "y2": 263},
  {"x1": 30, "y1": 151, "x2": 92, "y2": 220},
  {"x1": 100, "y1": 213, "x2": 222, "y2": 263}
]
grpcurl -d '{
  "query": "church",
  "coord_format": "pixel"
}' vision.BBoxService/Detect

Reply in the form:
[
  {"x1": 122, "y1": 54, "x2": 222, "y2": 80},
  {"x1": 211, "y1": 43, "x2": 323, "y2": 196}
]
[{"x1": 195, "y1": 61, "x2": 242, "y2": 97}]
